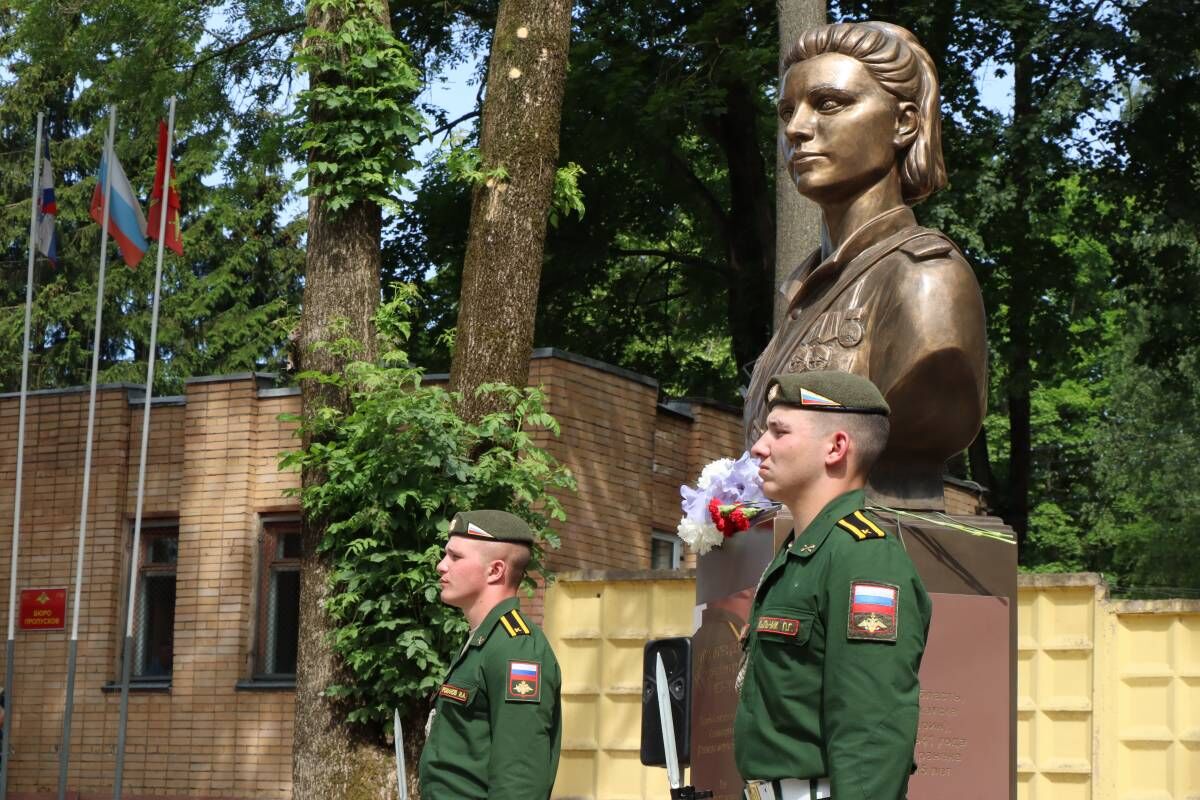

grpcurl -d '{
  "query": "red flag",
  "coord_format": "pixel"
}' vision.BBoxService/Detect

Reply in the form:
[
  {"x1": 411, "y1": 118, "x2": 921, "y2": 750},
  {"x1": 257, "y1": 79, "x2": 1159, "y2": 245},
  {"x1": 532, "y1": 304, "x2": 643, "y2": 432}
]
[{"x1": 147, "y1": 120, "x2": 182, "y2": 256}]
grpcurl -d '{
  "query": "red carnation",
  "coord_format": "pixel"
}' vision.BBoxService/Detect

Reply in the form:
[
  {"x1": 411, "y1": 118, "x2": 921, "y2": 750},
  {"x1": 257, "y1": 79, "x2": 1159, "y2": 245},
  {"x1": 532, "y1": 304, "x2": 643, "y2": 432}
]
[
  {"x1": 730, "y1": 506, "x2": 749, "y2": 532},
  {"x1": 708, "y1": 498, "x2": 722, "y2": 524}
]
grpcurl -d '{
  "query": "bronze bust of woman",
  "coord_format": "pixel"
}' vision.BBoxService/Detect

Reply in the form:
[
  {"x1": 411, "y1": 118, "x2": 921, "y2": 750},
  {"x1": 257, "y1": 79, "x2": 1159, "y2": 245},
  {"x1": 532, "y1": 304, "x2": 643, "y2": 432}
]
[{"x1": 744, "y1": 21, "x2": 987, "y2": 509}]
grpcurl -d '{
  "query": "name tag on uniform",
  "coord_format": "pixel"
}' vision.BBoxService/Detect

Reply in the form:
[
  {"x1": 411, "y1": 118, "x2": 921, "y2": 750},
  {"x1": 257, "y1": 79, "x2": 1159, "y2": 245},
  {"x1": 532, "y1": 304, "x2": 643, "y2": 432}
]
[
  {"x1": 756, "y1": 616, "x2": 801, "y2": 636},
  {"x1": 439, "y1": 683, "x2": 470, "y2": 704}
]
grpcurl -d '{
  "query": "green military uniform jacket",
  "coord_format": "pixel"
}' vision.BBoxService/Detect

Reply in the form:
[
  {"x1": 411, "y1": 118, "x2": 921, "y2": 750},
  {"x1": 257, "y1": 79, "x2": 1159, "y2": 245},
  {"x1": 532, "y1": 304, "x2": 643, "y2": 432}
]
[
  {"x1": 734, "y1": 489, "x2": 932, "y2": 800},
  {"x1": 419, "y1": 597, "x2": 562, "y2": 799}
]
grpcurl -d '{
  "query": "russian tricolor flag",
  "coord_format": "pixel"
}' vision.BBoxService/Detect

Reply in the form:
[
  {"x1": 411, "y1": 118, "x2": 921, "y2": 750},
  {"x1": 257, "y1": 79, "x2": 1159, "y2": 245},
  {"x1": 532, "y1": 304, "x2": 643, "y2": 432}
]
[
  {"x1": 507, "y1": 659, "x2": 541, "y2": 699},
  {"x1": 800, "y1": 388, "x2": 842, "y2": 408},
  {"x1": 90, "y1": 151, "x2": 148, "y2": 268},
  {"x1": 511, "y1": 662, "x2": 539, "y2": 679},
  {"x1": 851, "y1": 583, "x2": 897, "y2": 615},
  {"x1": 36, "y1": 154, "x2": 58, "y2": 268}
]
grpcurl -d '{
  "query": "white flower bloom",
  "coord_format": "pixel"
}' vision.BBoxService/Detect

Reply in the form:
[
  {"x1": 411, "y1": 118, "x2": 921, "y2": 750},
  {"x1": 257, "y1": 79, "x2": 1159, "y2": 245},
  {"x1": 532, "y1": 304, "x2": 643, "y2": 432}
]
[
  {"x1": 676, "y1": 451, "x2": 777, "y2": 556},
  {"x1": 696, "y1": 458, "x2": 734, "y2": 491},
  {"x1": 676, "y1": 518, "x2": 724, "y2": 556}
]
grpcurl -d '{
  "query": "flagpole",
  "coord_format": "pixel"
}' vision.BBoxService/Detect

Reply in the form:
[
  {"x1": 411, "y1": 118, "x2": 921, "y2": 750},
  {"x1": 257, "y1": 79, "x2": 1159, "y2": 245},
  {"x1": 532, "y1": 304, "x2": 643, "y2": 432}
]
[
  {"x1": 0, "y1": 112, "x2": 44, "y2": 800},
  {"x1": 112, "y1": 96, "x2": 176, "y2": 800},
  {"x1": 54, "y1": 106, "x2": 117, "y2": 800}
]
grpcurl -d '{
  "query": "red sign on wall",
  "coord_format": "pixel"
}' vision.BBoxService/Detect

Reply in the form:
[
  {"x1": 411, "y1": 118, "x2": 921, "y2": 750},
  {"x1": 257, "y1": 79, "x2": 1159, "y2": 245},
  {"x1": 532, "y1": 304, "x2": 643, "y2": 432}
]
[{"x1": 19, "y1": 587, "x2": 66, "y2": 631}]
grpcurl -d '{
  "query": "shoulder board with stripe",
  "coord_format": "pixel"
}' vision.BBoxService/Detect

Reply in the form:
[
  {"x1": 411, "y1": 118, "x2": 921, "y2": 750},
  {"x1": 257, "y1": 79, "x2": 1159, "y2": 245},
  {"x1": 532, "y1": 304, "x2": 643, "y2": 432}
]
[
  {"x1": 499, "y1": 609, "x2": 532, "y2": 637},
  {"x1": 898, "y1": 231, "x2": 958, "y2": 261},
  {"x1": 836, "y1": 510, "x2": 887, "y2": 542}
]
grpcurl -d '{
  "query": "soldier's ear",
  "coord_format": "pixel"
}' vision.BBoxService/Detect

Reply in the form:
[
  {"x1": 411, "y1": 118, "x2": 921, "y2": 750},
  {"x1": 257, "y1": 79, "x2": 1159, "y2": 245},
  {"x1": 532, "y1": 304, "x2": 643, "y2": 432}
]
[
  {"x1": 825, "y1": 430, "x2": 852, "y2": 467},
  {"x1": 486, "y1": 557, "x2": 508, "y2": 586}
]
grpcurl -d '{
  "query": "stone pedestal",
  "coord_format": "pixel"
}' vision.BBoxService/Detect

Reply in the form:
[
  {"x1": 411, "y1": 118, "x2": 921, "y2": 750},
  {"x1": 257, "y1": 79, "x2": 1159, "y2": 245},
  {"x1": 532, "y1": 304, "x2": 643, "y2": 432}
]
[{"x1": 690, "y1": 508, "x2": 1016, "y2": 800}]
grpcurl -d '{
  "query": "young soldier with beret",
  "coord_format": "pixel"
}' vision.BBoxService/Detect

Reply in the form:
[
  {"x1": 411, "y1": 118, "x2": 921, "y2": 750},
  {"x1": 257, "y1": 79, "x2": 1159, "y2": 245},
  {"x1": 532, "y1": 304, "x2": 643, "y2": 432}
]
[
  {"x1": 735, "y1": 372, "x2": 931, "y2": 800},
  {"x1": 418, "y1": 510, "x2": 562, "y2": 799}
]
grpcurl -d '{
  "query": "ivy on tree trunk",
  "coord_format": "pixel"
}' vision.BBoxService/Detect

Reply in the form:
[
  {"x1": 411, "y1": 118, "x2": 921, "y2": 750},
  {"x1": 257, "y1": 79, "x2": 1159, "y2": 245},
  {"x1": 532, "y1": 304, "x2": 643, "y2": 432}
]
[
  {"x1": 291, "y1": 0, "x2": 421, "y2": 795},
  {"x1": 294, "y1": 199, "x2": 392, "y2": 798}
]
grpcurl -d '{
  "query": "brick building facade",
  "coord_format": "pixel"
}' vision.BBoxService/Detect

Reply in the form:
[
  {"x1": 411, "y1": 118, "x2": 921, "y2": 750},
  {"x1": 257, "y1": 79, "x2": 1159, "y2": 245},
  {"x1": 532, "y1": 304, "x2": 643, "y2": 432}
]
[{"x1": 0, "y1": 350, "x2": 746, "y2": 798}]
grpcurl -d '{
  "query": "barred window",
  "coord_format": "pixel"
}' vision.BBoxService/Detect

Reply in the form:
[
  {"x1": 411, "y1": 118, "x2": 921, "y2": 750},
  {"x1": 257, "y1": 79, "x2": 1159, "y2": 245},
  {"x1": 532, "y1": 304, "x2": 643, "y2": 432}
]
[
  {"x1": 257, "y1": 520, "x2": 301, "y2": 677},
  {"x1": 133, "y1": 523, "x2": 178, "y2": 679}
]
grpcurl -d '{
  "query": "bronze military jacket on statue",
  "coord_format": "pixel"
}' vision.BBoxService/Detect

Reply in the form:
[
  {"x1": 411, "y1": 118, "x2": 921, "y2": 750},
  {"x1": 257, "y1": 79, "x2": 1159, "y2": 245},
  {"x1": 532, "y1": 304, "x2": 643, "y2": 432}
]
[
  {"x1": 745, "y1": 206, "x2": 987, "y2": 507},
  {"x1": 418, "y1": 597, "x2": 562, "y2": 799},
  {"x1": 734, "y1": 489, "x2": 932, "y2": 799}
]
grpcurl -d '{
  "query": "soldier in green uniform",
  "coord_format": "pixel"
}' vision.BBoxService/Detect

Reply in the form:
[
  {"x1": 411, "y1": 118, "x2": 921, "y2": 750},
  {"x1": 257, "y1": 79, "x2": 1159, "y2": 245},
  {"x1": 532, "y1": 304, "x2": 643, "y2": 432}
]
[
  {"x1": 418, "y1": 510, "x2": 562, "y2": 799},
  {"x1": 734, "y1": 372, "x2": 932, "y2": 800}
]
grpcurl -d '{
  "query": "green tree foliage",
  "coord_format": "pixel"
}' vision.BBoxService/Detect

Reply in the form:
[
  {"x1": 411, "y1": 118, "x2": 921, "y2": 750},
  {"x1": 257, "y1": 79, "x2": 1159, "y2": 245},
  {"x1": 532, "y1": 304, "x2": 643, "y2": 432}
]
[
  {"x1": 1108, "y1": 0, "x2": 1200, "y2": 363},
  {"x1": 393, "y1": 0, "x2": 779, "y2": 400},
  {"x1": 1087, "y1": 310, "x2": 1200, "y2": 594},
  {"x1": 293, "y1": 0, "x2": 424, "y2": 215},
  {"x1": 1091, "y1": 1, "x2": 1200, "y2": 594},
  {"x1": 0, "y1": 0, "x2": 305, "y2": 393},
  {"x1": 538, "y1": 0, "x2": 780, "y2": 399},
  {"x1": 281, "y1": 286, "x2": 575, "y2": 725}
]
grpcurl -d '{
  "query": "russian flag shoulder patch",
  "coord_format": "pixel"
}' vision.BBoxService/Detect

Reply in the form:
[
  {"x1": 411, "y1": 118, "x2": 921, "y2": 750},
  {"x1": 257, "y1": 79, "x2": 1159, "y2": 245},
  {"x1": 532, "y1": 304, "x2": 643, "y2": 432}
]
[
  {"x1": 847, "y1": 580, "x2": 899, "y2": 641},
  {"x1": 506, "y1": 660, "x2": 541, "y2": 702}
]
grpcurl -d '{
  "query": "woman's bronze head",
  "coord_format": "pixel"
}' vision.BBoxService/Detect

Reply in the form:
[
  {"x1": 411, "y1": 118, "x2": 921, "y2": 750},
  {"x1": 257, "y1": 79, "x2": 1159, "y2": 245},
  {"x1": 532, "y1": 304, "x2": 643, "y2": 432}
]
[{"x1": 782, "y1": 22, "x2": 946, "y2": 204}]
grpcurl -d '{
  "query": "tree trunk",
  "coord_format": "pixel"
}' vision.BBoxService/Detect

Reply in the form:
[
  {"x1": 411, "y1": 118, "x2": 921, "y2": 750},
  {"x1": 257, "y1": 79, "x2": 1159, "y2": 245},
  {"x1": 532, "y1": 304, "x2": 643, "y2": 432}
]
[
  {"x1": 774, "y1": 0, "x2": 826, "y2": 332},
  {"x1": 1006, "y1": 362, "x2": 1031, "y2": 542},
  {"x1": 704, "y1": 79, "x2": 777, "y2": 373},
  {"x1": 1004, "y1": 32, "x2": 1037, "y2": 548},
  {"x1": 448, "y1": 0, "x2": 572, "y2": 421},
  {"x1": 294, "y1": 200, "x2": 394, "y2": 796},
  {"x1": 968, "y1": 425, "x2": 996, "y2": 496},
  {"x1": 292, "y1": 2, "x2": 392, "y2": 796}
]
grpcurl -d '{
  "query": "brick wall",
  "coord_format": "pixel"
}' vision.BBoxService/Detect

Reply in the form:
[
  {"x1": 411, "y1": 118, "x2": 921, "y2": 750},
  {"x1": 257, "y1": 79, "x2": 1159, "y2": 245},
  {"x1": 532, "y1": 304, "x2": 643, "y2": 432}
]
[
  {"x1": 535, "y1": 353, "x2": 659, "y2": 572},
  {"x1": 0, "y1": 376, "x2": 299, "y2": 799}
]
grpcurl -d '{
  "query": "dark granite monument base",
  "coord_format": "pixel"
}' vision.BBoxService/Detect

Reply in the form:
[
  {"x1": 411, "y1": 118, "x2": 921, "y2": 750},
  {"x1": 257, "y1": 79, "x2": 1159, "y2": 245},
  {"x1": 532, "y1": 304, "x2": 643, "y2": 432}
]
[{"x1": 691, "y1": 510, "x2": 1016, "y2": 800}]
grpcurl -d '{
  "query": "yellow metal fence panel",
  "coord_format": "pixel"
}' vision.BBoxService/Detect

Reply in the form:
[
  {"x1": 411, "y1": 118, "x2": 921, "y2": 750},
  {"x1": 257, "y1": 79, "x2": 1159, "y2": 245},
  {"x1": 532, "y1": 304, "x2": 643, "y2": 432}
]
[
  {"x1": 1017, "y1": 575, "x2": 1100, "y2": 800},
  {"x1": 545, "y1": 571, "x2": 698, "y2": 800},
  {"x1": 1102, "y1": 596, "x2": 1200, "y2": 800}
]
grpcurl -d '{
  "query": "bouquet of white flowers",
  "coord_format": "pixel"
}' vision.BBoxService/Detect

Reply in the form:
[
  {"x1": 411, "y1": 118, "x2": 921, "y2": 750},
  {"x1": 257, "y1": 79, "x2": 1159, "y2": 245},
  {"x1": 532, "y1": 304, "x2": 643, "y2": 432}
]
[{"x1": 676, "y1": 451, "x2": 778, "y2": 555}]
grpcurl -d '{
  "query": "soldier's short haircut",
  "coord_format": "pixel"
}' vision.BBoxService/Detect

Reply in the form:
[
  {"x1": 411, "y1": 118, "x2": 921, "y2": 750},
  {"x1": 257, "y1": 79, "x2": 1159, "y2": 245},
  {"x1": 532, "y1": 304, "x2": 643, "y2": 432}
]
[
  {"x1": 504, "y1": 543, "x2": 532, "y2": 589},
  {"x1": 479, "y1": 540, "x2": 532, "y2": 589},
  {"x1": 812, "y1": 411, "x2": 891, "y2": 475}
]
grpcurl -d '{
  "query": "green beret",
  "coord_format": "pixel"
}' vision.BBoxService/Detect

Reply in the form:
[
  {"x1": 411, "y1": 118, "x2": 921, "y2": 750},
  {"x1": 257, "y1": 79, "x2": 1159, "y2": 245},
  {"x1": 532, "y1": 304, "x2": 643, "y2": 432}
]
[
  {"x1": 766, "y1": 372, "x2": 889, "y2": 416},
  {"x1": 449, "y1": 510, "x2": 535, "y2": 545}
]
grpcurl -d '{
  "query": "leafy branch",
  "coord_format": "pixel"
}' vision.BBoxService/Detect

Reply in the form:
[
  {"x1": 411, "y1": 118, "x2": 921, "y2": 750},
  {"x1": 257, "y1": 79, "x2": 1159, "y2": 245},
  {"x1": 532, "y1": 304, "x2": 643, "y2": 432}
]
[
  {"x1": 548, "y1": 161, "x2": 586, "y2": 228},
  {"x1": 280, "y1": 284, "x2": 576, "y2": 725}
]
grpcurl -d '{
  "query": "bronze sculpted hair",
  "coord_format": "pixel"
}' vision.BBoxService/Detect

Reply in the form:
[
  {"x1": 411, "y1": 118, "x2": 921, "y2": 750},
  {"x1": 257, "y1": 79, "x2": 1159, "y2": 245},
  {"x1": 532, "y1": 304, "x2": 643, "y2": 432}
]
[{"x1": 782, "y1": 21, "x2": 947, "y2": 204}]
